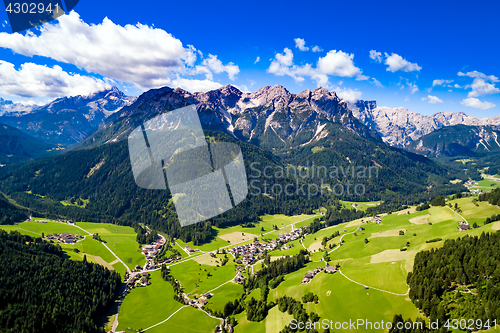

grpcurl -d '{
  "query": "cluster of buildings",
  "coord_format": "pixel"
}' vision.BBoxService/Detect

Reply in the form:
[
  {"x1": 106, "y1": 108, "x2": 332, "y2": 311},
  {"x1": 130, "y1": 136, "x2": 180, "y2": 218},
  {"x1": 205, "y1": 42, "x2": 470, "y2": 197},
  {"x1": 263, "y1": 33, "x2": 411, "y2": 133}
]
[
  {"x1": 184, "y1": 292, "x2": 212, "y2": 308},
  {"x1": 301, "y1": 265, "x2": 337, "y2": 284},
  {"x1": 229, "y1": 241, "x2": 277, "y2": 265},
  {"x1": 233, "y1": 272, "x2": 246, "y2": 284},
  {"x1": 370, "y1": 215, "x2": 382, "y2": 223},
  {"x1": 123, "y1": 272, "x2": 151, "y2": 296},
  {"x1": 45, "y1": 233, "x2": 82, "y2": 244},
  {"x1": 278, "y1": 228, "x2": 303, "y2": 243},
  {"x1": 142, "y1": 236, "x2": 166, "y2": 259}
]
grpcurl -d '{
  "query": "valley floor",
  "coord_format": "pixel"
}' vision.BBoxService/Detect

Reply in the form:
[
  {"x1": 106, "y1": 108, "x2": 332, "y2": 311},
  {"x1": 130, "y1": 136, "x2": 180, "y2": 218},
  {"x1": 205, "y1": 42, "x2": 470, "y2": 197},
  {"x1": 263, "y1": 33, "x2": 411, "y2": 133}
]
[{"x1": 3, "y1": 196, "x2": 500, "y2": 333}]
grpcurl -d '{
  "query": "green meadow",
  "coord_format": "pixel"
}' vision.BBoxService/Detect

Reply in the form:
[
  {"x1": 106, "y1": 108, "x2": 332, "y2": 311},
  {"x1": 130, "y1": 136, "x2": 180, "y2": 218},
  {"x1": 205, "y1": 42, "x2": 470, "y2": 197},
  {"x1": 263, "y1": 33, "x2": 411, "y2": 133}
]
[
  {"x1": 117, "y1": 271, "x2": 184, "y2": 332},
  {"x1": 0, "y1": 220, "x2": 87, "y2": 236},
  {"x1": 147, "y1": 305, "x2": 219, "y2": 333},
  {"x1": 169, "y1": 259, "x2": 237, "y2": 296},
  {"x1": 77, "y1": 222, "x2": 145, "y2": 270}
]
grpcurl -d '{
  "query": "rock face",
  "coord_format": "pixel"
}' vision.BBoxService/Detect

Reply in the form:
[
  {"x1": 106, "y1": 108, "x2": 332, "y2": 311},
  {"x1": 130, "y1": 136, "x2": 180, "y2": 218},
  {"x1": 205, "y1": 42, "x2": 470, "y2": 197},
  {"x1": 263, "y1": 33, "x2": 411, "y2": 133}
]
[
  {"x1": 352, "y1": 101, "x2": 500, "y2": 147},
  {"x1": 84, "y1": 84, "x2": 380, "y2": 149},
  {"x1": 0, "y1": 87, "x2": 136, "y2": 146}
]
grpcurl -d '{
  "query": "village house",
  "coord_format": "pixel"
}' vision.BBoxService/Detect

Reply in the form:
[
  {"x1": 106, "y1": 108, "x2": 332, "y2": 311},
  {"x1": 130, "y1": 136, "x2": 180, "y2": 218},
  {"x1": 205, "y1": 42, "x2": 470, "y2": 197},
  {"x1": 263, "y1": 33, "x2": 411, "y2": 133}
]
[
  {"x1": 301, "y1": 266, "x2": 325, "y2": 284},
  {"x1": 325, "y1": 265, "x2": 338, "y2": 274},
  {"x1": 185, "y1": 246, "x2": 200, "y2": 254}
]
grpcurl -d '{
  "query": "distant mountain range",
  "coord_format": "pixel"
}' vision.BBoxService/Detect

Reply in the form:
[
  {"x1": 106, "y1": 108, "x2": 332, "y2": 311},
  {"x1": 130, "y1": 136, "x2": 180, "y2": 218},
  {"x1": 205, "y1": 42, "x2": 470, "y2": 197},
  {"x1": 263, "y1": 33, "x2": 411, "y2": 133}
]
[
  {"x1": 0, "y1": 87, "x2": 136, "y2": 146},
  {"x1": 352, "y1": 100, "x2": 500, "y2": 147}
]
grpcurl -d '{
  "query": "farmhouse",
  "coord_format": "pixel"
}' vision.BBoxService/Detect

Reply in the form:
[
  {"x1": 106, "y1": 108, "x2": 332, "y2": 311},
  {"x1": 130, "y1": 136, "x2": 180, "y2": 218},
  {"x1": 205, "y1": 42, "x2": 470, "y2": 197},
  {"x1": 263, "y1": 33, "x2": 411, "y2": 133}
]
[
  {"x1": 459, "y1": 224, "x2": 470, "y2": 231},
  {"x1": 301, "y1": 267, "x2": 325, "y2": 284},
  {"x1": 325, "y1": 265, "x2": 338, "y2": 273},
  {"x1": 185, "y1": 246, "x2": 200, "y2": 253}
]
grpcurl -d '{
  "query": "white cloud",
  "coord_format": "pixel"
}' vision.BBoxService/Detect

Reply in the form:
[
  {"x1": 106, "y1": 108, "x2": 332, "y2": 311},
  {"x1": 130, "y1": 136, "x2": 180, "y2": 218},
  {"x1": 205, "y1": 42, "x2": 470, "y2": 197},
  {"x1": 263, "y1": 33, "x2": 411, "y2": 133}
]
[
  {"x1": 467, "y1": 78, "x2": 499, "y2": 97},
  {"x1": 427, "y1": 95, "x2": 443, "y2": 104},
  {"x1": 311, "y1": 46, "x2": 323, "y2": 52},
  {"x1": 0, "y1": 12, "x2": 236, "y2": 90},
  {"x1": 407, "y1": 81, "x2": 419, "y2": 94},
  {"x1": 370, "y1": 78, "x2": 383, "y2": 87},
  {"x1": 461, "y1": 97, "x2": 496, "y2": 110},
  {"x1": 432, "y1": 79, "x2": 453, "y2": 87},
  {"x1": 457, "y1": 70, "x2": 500, "y2": 97},
  {"x1": 458, "y1": 70, "x2": 499, "y2": 82},
  {"x1": 384, "y1": 53, "x2": 421, "y2": 72},
  {"x1": 268, "y1": 48, "x2": 366, "y2": 87},
  {"x1": 294, "y1": 38, "x2": 309, "y2": 51},
  {"x1": 454, "y1": 84, "x2": 462, "y2": 88},
  {"x1": 200, "y1": 54, "x2": 239, "y2": 80},
  {"x1": 369, "y1": 50, "x2": 382, "y2": 63},
  {"x1": 170, "y1": 77, "x2": 222, "y2": 93},
  {"x1": 405, "y1": 97, "x2": 409, "y2": 102},
  {"x1": 317, "y1": 50, "x2": 363, "y2": 78},
  {"x1": 336, "y1": 88, "x2": 362, "y2": 104},
  {"x1": 254, "y1": 56, "x2": 260, "y2": 64},
  {"x1": 0, "y1": 61, "x2": 111, "y2": 98}
]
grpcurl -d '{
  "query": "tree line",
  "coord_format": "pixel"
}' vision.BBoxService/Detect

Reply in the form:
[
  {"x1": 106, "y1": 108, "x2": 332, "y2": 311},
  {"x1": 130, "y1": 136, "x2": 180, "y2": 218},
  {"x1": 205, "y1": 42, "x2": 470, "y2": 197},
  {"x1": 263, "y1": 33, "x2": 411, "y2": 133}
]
[{"x1": 0, "y1": 230, "x2": 121, "y2": 333}]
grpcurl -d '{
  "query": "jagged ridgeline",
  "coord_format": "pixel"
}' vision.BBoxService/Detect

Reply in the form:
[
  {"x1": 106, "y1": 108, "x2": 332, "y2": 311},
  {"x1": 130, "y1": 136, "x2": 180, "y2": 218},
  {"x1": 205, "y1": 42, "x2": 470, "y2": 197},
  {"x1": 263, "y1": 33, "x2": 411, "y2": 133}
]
[{"x1": 0, "y1": 85, "x2": 465, "y2": 244}]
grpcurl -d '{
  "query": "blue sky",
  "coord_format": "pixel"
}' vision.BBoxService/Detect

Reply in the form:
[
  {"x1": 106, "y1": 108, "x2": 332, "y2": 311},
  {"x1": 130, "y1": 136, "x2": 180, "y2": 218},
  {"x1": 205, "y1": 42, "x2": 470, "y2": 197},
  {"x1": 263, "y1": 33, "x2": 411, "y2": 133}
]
[{"x1": 0, "y1": 0, "x2": 499, "y2": 117}]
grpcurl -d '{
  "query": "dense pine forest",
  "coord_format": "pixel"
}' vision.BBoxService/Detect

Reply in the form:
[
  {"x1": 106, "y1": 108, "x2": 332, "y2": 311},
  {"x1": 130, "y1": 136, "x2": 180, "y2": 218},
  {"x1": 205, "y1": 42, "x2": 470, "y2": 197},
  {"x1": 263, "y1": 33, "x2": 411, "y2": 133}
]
[
  {"x1": 0, "y1": 194, "x2": 27, "y2": 225},
  {"x1": 0, "y1": 230, "x2": 121, "y2": 333},
  {"x1": 408, "y1": 232, "x2": 500, "y2": 328}
]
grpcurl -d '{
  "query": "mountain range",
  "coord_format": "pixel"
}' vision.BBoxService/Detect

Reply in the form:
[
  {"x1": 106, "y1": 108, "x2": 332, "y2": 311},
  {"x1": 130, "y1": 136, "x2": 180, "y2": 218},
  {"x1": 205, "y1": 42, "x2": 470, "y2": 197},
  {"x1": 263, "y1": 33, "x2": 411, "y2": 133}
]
[
  {"x1": 0, "y1": 87, "x2": 136, "y2": 146},
  {"x1": 353, "y1": 100, "x2": 500, "y2": 147},
  {"x1": 0, "y1": 84, "x2": 467, "y2": 242}
]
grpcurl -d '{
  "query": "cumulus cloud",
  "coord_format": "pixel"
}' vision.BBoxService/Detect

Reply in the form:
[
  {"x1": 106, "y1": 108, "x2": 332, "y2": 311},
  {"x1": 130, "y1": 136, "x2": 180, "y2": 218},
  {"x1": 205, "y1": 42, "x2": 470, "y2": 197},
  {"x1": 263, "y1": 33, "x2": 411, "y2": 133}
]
[
  {"x1": 369, "y1": 50, "x2": 382, "y2": 63},
  {"x1": 0, "y1": 12, "x2": 237, "y2": 91},
  {"x1": 427, "y1": 95, "x2": 443, "y2": 104},
  {"x1": 317, "y1": 50, "x2": 364, "y2": 78},
  {"x1": 198, "y1": 54, "x2": 239, "y2": 80},
  {"x1": 0, "y1": 61, "x2": 111, "y2": 98},
  {"x1": 294, "y1": 38, "x2": 309, "y2": 51},
  {"x1": 254, "y1": 56, "x2": 260, "y2": 64},
  {"x1": 170, "y1": 77, "x2": 222, "y2": 93},
  {"x1": 311, "y1": 46, "x2": 323, "y2": 52},
  {"x1": 461, "y1": 97, "x2": 496, "y2": 110},
  {"x1": 432, "y1": 79, "x2": 453, "y2": 87},
  {"x1": 384, "y1": 53, "x2": 421, "y2": 72},
  {"x1": 336, "y1": 88, "x2": 362, "y2": 104},
  {"x1": 457, "y1": 70, "x2": 499, "y2": 98},
  {"x1": 267, "y1": 48, "x2": 367, "y2": 86},
  {"x1": 454, "y1": 84, "x2": 462, "y2": 88}
]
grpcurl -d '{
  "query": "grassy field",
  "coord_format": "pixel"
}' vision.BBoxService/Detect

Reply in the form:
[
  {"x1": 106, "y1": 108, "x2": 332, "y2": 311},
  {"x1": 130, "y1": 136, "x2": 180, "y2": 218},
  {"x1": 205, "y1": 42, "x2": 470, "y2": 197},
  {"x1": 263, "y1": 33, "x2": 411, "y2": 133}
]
[
  {"x1": 204, "y1": 282, "x2": 243, "y2": 313},
  {"x1": 117, "y1": 271, "x2": 183, "y2": 332},
  {"x1": 214, "y1": 214, "x2": 318, "y2": 237},
  {"x1": 170, "y1": 259, "x2": 237, "y2": 296},
  {"x1": 339, "y1": 200, "x2": 382, "y2": 211},
  {"x1": 148, "y1": 305, "x2": 219, "y2": 333},
  {"x1": 0, "y1": 220, "x2": 87, "y2": 236},
  {"x1": 77, "y1": 222, "x2": 145, "y2": 270},
  {"x1": 0, "y1": 220, "x2": 140, "y2": 276},
  {"x1": 470, "y1": 178, "x2": 500, "y2": 192}
]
